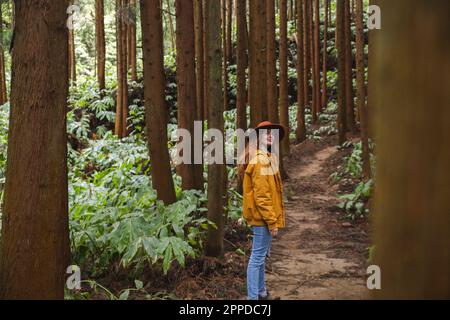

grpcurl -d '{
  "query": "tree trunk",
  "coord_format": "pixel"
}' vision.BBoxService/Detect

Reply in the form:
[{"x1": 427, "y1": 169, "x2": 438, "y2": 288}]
[
  {"x1": 115, "y1": 0, "x2": 128, "y2": 138},
  {"x1": 336, "y1": 0, "x2": 347, "y2": 145},
  {"x1": 140, "y1": 0, "x2": 177, "y2": 205},
  {"x1": 221, "y1": 0, "x2": 229, "y2": 112},
  {"x1": 176, "y1": 0, "x2": 202, "y2": 190},
  {"x1": 204, "y1": 0, "x2": 225, "y2": 257},
  {"x1": 344, "y1": 0, "x2": 355, "y2": 133},
  {"x1": 373, "y1": 0, "x2": 450, "y2": 299},
  {"x1": 95, "y1": 0, "x2": 106, "y2": 90},
  {"x1": 321, "y1": 0, "x2": 329, "y2": 110},
  {"x1": 226, "y1": 0, "x2": 233, "y2": 63},
  {"x1": 165, "y1": 0, "x2": 176, "y2": 51},
  {"x1": 249, "y1": 0, "x2": 267, "y2": 126},
  {"x1": 68, "y1": 1, "x2": 76, "y2": 85},
  {"x1": 129, "y1": 0, "x2": 137, "y2": 82},
  {"x1": 302, "y1": 0, "x2": 310, "y2": 112},
  {"x1": 312, "y1": 0, "x2": 320, "y2": 121},
  {"x1": 0, "y1": 4, "x2": 7, "y2": 104},
  {"x1": 236, "y1": 0, "x2": 248, "y2": 132},
  {"x1": 0, "y1": 0, "x2": 70, "y2": 299},
  {"x1": 279, "y1": 0, "x2": 290, "y2": 154},
  {"x1": 266, "y1": 0, "x2": 278, "y2": 123},
  {"x1": 355, "y1": 0, "x2": 370, "y2": 180},
  {"x1": 296, "y1": 0, "x2": 306, "y2": 142}
]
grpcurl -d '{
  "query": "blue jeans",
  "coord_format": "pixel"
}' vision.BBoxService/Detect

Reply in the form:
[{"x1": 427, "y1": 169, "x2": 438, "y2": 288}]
[{"x1": 247, "y1": 226, "x2": 273, "y2": 300}]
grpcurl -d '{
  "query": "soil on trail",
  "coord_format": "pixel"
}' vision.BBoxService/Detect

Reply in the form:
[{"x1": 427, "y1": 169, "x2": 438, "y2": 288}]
[{"x1": 265, "y1": 137, "x2": 371, "y2": 300}]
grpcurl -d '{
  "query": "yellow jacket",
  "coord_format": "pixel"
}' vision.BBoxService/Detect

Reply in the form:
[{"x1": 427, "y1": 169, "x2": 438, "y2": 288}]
[{"x1": 242, "y1": 149, "x2": 285, "y2": 230}]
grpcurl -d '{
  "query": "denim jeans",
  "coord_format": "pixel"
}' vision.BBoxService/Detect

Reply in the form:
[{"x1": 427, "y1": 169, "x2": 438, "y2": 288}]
[{"x1": 247, "y1": 226, "x2": 273, "y2": 300}]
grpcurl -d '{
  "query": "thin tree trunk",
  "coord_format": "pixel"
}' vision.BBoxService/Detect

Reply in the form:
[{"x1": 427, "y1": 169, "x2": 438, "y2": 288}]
[
  {"x1": 95, "y1": 0, "x2": 106, "y2": 90},
  {"x1": 373, "y1": 0, "x2": 450, "y2": 299},
  {"x1": 221, "y1": 0, "x2": 229, "y2": 112},
  {"x1": 115, "y1": 0, "x2": 128, "y2": 138},
  {"x1": 176, "y1": 0, "x2": 201, "y2": 190},
  {"x1": 302, "y1": 0, "x2": 310, "y2": 112},
  {"x1": 0, "y1": 0, "x2": 70, "y2": 299},
  {"x1": 279, "y1": 0, "x2": 290, "y2": 154},
  {"x1": 312, "y1": 0, "x2": 320, "y2": 121},
  {"x1": 336, "y1": 0, "x2": 347, "y2": 145},
  {"x1": 204, "y1": 0, "x2": 225, "y2": 257},
  {"x1": 266, "y1": 0, "x2": 278, "y2": 123},
  {"x1": 68, "y1": 1, "x2": 76, "y2": 85},
  {"x1": 355, "y1": 0, "x2": 370, "y2": 179},
  {"x1": 140, "y1": 0, "x2": 177, "y2": 205},
  {"x1": 0, "y1": 4, "x2": 7, "y2": 104},
  {"x1": 129, "y1": 0, "x2": 137, "y2": 82},
  {"x1": 226, "y1": 0, "x2": 233, "y2": 63},
  {"x1": 249, "y1": 0, "x2": 267, "y2": 127},
  {"x1": 194, "y1": 0, "x2": 205, "y2": 191},
  {"x1": 165, "y1": 0, "x2": 176, "y2": 51},
  {"x1": 321, "y1": 0, "x2": 329, "y2": 110},
  {"x1": 296, "y1": 0, "x2": 306, "y2": 142},
  {"x1": 344, "y1": 0, "x2": 355, "y2": 133},
  {"x1": 236, "y1": 0, "x2": 248, "y2": 132}
]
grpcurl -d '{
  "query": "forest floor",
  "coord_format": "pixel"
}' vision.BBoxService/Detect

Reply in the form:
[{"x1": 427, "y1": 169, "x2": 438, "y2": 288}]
[
  {"x1": 265, "y1": 136, "x2": 371, "y2": 299},
  {"x1": 82, "y1": 135, "x2": 371, "y2": 300}
]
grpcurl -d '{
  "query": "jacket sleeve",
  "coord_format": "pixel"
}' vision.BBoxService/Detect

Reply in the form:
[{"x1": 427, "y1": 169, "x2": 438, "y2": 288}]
[{"x1": 251, "y1": 159, "x2": 278, "y2": 230}]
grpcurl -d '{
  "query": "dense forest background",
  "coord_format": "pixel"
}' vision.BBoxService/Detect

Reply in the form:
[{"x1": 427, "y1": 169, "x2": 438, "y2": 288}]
[{"x1": 0, "y1": 0, "x2": 448, "y2": 300}]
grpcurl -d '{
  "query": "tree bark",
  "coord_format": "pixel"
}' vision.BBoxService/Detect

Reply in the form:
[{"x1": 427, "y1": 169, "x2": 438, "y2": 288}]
[
  {"x1": 226, "y1": 0, "x2": 233, "y2": 63},
  {"x1": 336, "y1": 0, "x2": 347, "y2": 145},
  {"x1": 321, "y1": 0, "x2": 329, "y2": 110},
  {"x1": 266, "y1": 0, "x2": 278, "y2": 123},
  {"x1": 129, "y1": 0, "x2": 137, "y2": 82},
  {"x1": 115, "y1": 0, "x2": 129, "y2": 138},
  {"x1": 0, "y1": 0, "x2": 70, "y2": 299},
  {"x1": 0, "y1": 4, "x2": 7, "y2": 104},
  {"x1": 344, "y1": 0, "x2": 355, "y2": 133},
  {"x1": 221, "y1": 0, "x2": 229, "y2": 112},
  {"x1": 372, "y1": 0, "x2": 450, "y2": 299},
  {"x1": 236, "y1": 0, "x2": 248, "y2": 132},
  {"x1": 296, "y1": 0, "x2": 306, "y2": 142},
  {"x1": 204, "y1": 0, "x2": 225, "y2": 257},
  {"x1": 312, "y1": 0, "x2": 320, "y2": 121},
  {"x1": 355, "y1": 0, "x2": 370, "y2": 179},
  {"x1": 249, "y1": 0, "x2": 267, "y2": 126},
  {"x1": 140, "y1": 0, "x2": 177, "y2": 205},
  {"x1": 279, "y1": 0, "x2": 290, "y2": 154},
  {"x1": 95, "y1": 0, "x2": 106, "y2": 90},
  {"x1": 176, "y1": 0, "x2": 202, "y2": 190}
]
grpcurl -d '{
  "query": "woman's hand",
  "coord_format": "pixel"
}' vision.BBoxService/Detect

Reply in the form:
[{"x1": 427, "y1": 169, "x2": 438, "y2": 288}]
[{"x1": 270, "y1": 228, "x2": 279, "y2": 237}]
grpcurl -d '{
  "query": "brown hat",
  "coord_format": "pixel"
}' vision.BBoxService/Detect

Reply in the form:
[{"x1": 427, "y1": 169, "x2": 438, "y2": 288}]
[{"x1": 255, "y1": 121, "x2": 286, "y2": 141}]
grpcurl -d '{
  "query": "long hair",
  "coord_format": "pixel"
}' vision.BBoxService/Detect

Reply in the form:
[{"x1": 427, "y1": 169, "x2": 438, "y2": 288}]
[{"x1": 237, "y1": 135, "x2": 258, "y2": 193}]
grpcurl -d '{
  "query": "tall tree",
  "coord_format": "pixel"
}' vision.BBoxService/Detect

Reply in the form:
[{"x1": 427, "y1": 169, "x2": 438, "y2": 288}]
[
  {"x1": 0, "y1": 0, "x2": 70, "y2": 299},
  {"x1": 344, "y1": 0, "x2": 355, "y2": 133},
  {"x1": 221, "y1": 0, "x2": 229, "y2": 112},
  {"x1": 0, "y1": 3, "x2": 7, "y2": 104},
  {"x1": 204, "y1": 0, "x2": 225, "y2": 257},
  {"x1": 249, "y1": 0, "x2": 267, "y2": 126},
  {"x1": 266, "y1": 0, "x2": 278, "y2": 123},
  {"x1": 321, "y1": 0, "x2": 329, "y2": 110},
  {"x1": 68, "y1": 0, "x2": 76, "y2": 85},
  {"x1": 165, "y1": 0, "x2": 176, "y2": 51},
  {"x1": 312, "y1": 0, "x2": 320, "y2": 121},
  {"x1": 95, "y1": 0, "x2": 106, "y2": 90},
  {"x1": 302, "y1": 0, "x2": 310, "y2": 113},
  {"x1": 115, "y1": 0, "x2": 129, "y2": 138},
  {"x1": 236, "y1": 0, "x2": 248, "y2": 132},
  {"x1": 226, "y1": 0, "x2": 233, "y2": 63},
  {"x1": 279, "y1": 0, "x2": 290, "y2": 154},
  {"x1": 176, "y1": 0, "x2": 202, "y2": 191},
  {"x1": 296, "y1": 0, "x2": 306, "y2": 142},
  {"x1": 373, "y1": 0, "x2": 450, "y2": 299},
  {"x1": 355, "y1": 0, "x2": 370, "y2": 179},
  {"x1": 140, "y1": 0, "x2": 177, "y2": 205},
  {"x1": 128, "y1": 0, "x2": 137, "y2": 82},
  {"x1": 336, "y1": 0, "x2": 347, "y2": 145},
  {"x1": 194, "y1": 0, "x2": 205, "y2": 123}
]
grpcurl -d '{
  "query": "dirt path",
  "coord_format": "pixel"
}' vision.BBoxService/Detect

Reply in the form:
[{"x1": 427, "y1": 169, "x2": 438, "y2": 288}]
[{"x1": 266, "y1": 140, "x2": 370, "y2": 300}]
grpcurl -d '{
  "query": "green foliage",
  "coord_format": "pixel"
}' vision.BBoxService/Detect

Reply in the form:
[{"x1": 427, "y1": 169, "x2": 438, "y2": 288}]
[
  {"x1": 337, "y1": 179, "x2": 373, "y2": 219},
  {"x1": 0, "y1": 103, "x2": 8, "y2": 218}
]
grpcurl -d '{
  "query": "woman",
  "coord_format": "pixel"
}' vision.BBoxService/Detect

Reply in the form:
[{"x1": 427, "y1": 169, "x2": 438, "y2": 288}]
[{"x1": 238, "y1": 121, "x2": 286, "y2": 300}]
